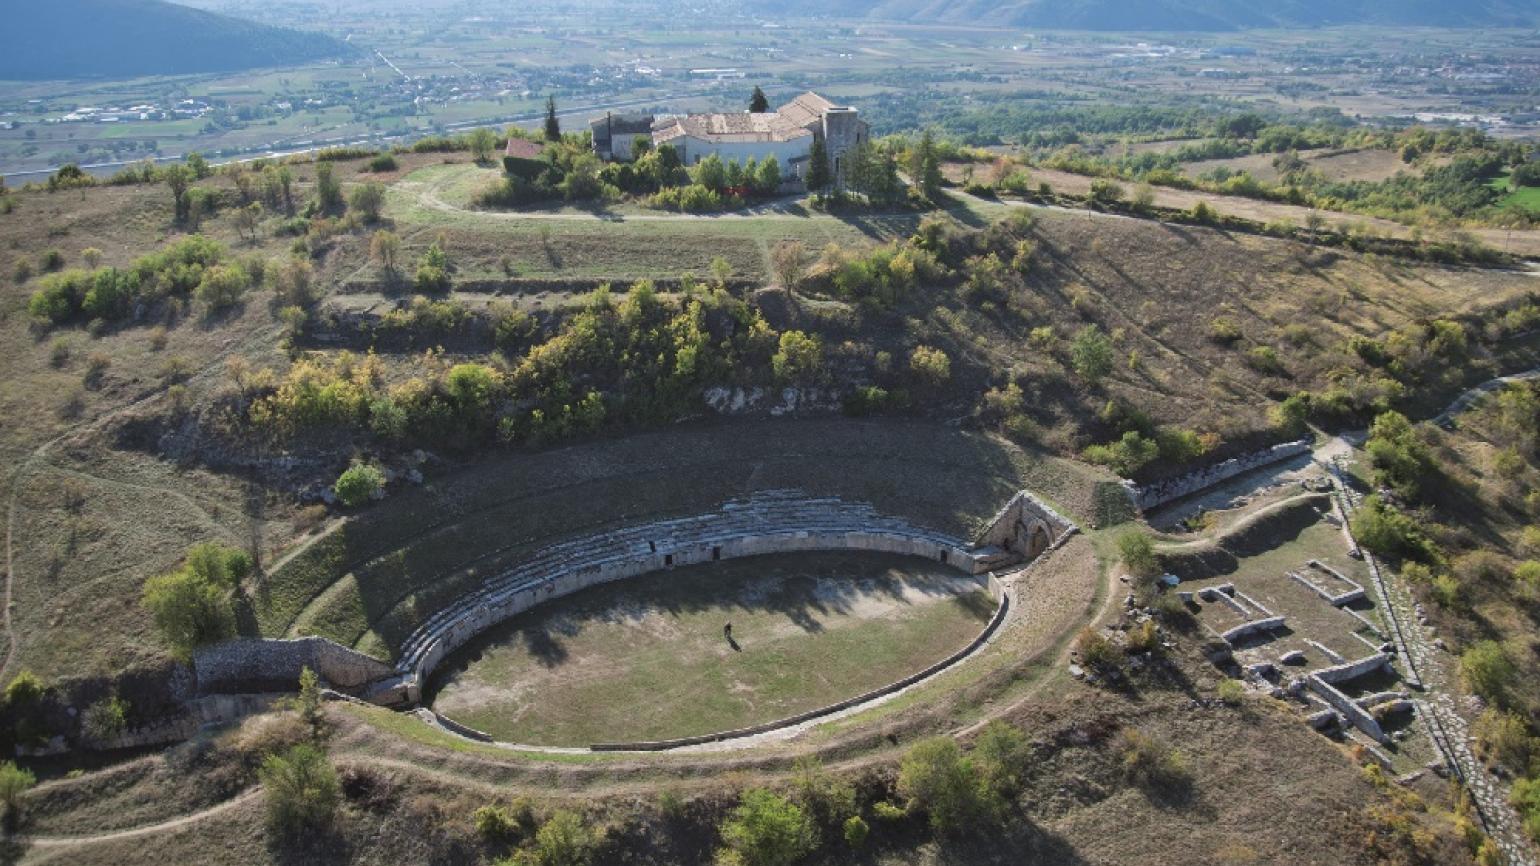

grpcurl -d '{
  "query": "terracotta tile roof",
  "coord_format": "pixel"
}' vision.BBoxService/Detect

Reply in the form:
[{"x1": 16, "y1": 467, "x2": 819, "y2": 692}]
[
  {"x1": 776, "y1": 91, "x2": 839, "y2": 129},
  {"x1": 504, "y1": 138, "x2": 545, "y2": 159},
  {"x1": 653, "y1": 111, "x2": 811, "y2": 144}
]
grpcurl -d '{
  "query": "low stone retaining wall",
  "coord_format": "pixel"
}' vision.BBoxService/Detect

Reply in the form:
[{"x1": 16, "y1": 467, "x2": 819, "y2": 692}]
[
  {"x1": 590, "y1": 578, "x2": 1011, "y2": 752},
  {"x1": 1221, "y1": 616, "x2": 1286, "y2": 645},
  {"x1": 1124, "y1": 439, "x2": 1312, "y2": 511},
  {"x1": 397, "y1": 490, "x2": 1038, "y2": 703},
  {"x1": 195, "y1": 636, "x2": 394, "y2": 694}
]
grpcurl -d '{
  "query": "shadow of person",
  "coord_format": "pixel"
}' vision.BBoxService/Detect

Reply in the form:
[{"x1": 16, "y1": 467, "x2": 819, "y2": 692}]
[{"x1": 727, "y1": 635, "x2": 741, "y2": 652}]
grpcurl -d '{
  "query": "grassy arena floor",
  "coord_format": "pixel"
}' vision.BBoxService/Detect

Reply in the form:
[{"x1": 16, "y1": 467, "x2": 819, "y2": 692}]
[{"x1": 427, "y1": 552, "x2": 996, "y2": 746}]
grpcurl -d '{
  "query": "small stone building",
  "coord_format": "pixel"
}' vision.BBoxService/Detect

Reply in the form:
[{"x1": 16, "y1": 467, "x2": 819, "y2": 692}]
[
  {"x1": 589, "y1": 112, "x2": 656, "y2": 162},
  {"x1": 502, "y1": 137, "x2": 547, "y2": 180}
]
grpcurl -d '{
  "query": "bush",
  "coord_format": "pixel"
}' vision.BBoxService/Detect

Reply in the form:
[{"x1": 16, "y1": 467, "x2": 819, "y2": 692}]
[
  {"x1": 333, "y1": 462, "x2": 384, "y2": 507},
  {"x1": 897, "y1": 736, "x2": 1000, "y2": 834},
  {"x1": 842, "y1": 814, "x2": 868, "y2": 848},
  {"x1": 1208, "y1": 317, "x2": 1243, "y2": 345},
  {"x1": 1474, "y1": 709, "x2": 1536, "y2": 774},
  {"x1": 82, "y1": 695, "x2": 129, "y2": 741},
  {"x1": 1217, "y1": 678, "x2": 1246, "y2": 706},
  {"x1": 1117, "y1": 531, "x2": 1159, "y2": 578},
  {"x1": 184, "y1": 541, "x2": 252, "y2": 587},
  {"x1": 141, "y1": 567, "x2": 234, "y2": 658},
  {"x1": 1076, "y1": 628, "x2": 1122, "y2": 673},
  {"x1": 1365, "y1": 411, "x2": 1432, "y2": 501},
  {"x1": 1461, "y1": 641, "x2": 1517, "y2": 708},
  {"x1": 368, "y1": 153, "x2": 399, "y2": 173},
  {"x1": 871, "y1": 800, "x2": 906, "y2": 822},
  {"x1": 908, "y1": 345, "x2": 951, "y2": 388},
  {"x1": 349, "y1": 182, "x2": 386, "y2": 222},
  {"x1": 1069, "y1": 325, "x2": 1114, "y2": 385},
  {"x1": 522, "y1": 809, "x2": 597, "y2": 866},
  {"x1": 1117, "y1": 728, "x2": 1189, "y2": 791},
  {"x1": 716, "y1": 789, "x2": 815, "y2": 866},
  {"x1": 771, "y1": 330, "x2": 822, "y2": 383},
  {"x1": 0, "y1": 761, "x2": 36, "y2": 829},
  {"x1": 1351, "y1": 495, "x2": 1439, "y2": 563},
  {"x1": 259, "y1": 744, "x2": 339, "y2": 837},
  {"x1": 972, "y1": 720, "x2": 1029, "y2": 798},
  {"x1": 791, "y1": 757, "x2": 855, "y2": 834}
]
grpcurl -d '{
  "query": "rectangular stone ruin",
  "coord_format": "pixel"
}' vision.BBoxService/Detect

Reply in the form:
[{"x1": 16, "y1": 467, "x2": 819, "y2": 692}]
[{"x1": 1287, "y1": 559, "x2": 1367, "y2": 607}]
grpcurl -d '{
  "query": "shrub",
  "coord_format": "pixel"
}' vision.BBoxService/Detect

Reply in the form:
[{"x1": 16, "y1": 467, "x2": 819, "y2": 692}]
[
  {"x1": 1515, "y1": 561, "x2": 1540, "y2": 586},
  {"x1": 184, "y1": 541, "x2": 252, "y2": 587},
  {"x1": 1245, "y1": 346, "x2": 1284, "y2": 374},
  {"x1": 333, "y1": 462, "x2": 384, "y2": 507},
  {"x1": 1125, "y1": 619, "x2": 1160, "y2": 654},
  {"x1": 475, "y1": 804, "x2": 518, "y2": 842},
  {"x1": 525, "y1": 809, "x2": 598, "y2": 866},
  {"x1": 716, "y1": 789, "x2": 816, "y2": 866},
  {"x1": 791, "y1": 757, "x2": 855, "y2": 834},
  {"x1": 871, "y1": 801, "x2": 906, "y2": 822},
  {"x1": 1208, "y1": 317, "x2": 1243, "y2": 345},
  {"x1": 1217, "y1": 678, "x2": 1246, "y2": 706},
  {"x1": 1474, "y1": 709, "x2": 1536, "y2": 774},
  {"x1": 842, "y1": 815, "x2": 868, "y2": 848},
  {"x1": 1512, "y1": 776, "x2": 1540, "y2": 843},
  {"x1": 1365, "y1": 411, "x2": 1432, "y2": 501},
  {"x1": 141, "y1": 568, "x2": 234, "y2": 658},
  {"x1": 1351, "y1": 495, "x2": 1439, "y2": 563},
  {"x1": 972, "y1": 720, "x2": 1030, "y2": 798},
  {"x1": 1117, "y1": 729, "x2": 1189, "y2": 791},
  {"x1": 349, "y1": 182, "x2": 386, "y2": 222},
  {"x1": 1069, "y1": 325, "x2": 1114, "y2": 385},
  {"x1": 771, "y1": 330, "x2": 822, "y2": 383},
  {"x1": 1117, "y1": 531, "x2": 1159, "y2": 578},
  {"x1": 82, "y1": 695, "x2": 129, "y2": 741},
  {"x1": 0, "y1": 761, "x2": 36, "y2": 829},
  {"x1": 908, "y1": 345, "x2": 951, "y2": 387},
  {"x1": 1083, "y1": 430, "x2": 1160, "y2": 476},
  {"x1": 368, "y1": 153, "x2": 399, "y2": 173},
  {"x1": 1461, "y1": 641, "x2": 1517, "y2": 708},
  {"x1": 1076, "y1": 628, "x2": 1122, "y2": 673},
  {"x1": 259, "y1": 744, "x2": 339, "y2": 838},
  {"x1": 896, "y1": 736, "x2": 999, "y2": 834}
]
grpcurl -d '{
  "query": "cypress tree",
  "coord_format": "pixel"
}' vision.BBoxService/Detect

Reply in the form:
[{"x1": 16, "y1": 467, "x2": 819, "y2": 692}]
[
  {"x1": 749, "y1": 86, "x2": 770, "y2": 113},
  {"x1": 807, "y1": 137, "x2": 831, "y2": 196},
  {"x1": 544, "y1": 95, "x2": 561, "y2": 142}
]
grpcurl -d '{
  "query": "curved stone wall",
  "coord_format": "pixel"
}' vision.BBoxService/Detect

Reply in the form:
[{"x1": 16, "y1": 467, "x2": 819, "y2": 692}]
[{"x1": 398, "y1": 490, "x2": 1012, "y2": 704}]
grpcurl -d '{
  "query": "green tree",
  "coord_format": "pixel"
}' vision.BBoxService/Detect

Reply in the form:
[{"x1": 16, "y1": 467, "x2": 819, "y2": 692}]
[
  {"x1": 1117, "y1": 531, "x2": 1159, "y2": 577},
  {"x1": 467, "y1": 127, "x2": 497, "y2": 163},
  {"x1": 909, "y1": 345, "x2": 951, "y2": 388},
  {"x1": 898, "y1": 736, "x2": 998, "y2": 834},
  {"x1": 693, "y1": 153, "x2": 727, "y2": 192},
  {"x1": 772, "y1": 330, "x2": 823, "y2": 383},
  {"x1": 194, "y1": 262, "x2": 250, "y2": 310},
  {"x1": 1070, "y1": 324, "x2": 1115, "y2": 385},
  {"x1": 544, "y1": 95, "x2": 562, "y2": 142},
  {"x1": 164, "y1": 163, "x2": 193, "y2": 224},
  {"x1": 141, "y1": 568, "x2": 233, "y2": 657},
  {"x1": 259, "y1": 744, "x2": 339, "y2": 838},
  {"x1": 757, "y1": 155, "x2": 782, "y2": 194},
  {"x1": 910, "y1": 130, "x2": 943, "y2": 200},
  {"x1": 82, "y1": 695, "x2": 129, "y2": 741},
  {"x1": 717, "y1": 788, "x2": 816, "y2": 866},
  {"x1": 528, "y1": 810, "x2": 597, "y2": 866},
  {"x1": 184, "y1": 542, "x2": 251, "y2": 588},
  {"x1": 806, "y1": 137, "x2": 831, "y2": 196},
  {"x1": 0, "y1": 761, "x2": 35, "y2": 831},
  {"x1": 1365, "y1": 410, "x2": 1432, "y2": 501},
  {"x1": 1462, "y1": 641, "x2": 1517, "y2": 708},
  {"x1": 348, "y1": 182, "x2": 385, "y2": 222},
  {"x1": 370, "y1": 229, "x2": 401, "y2": 274},
  {"x1": 749, "y1": 86, "x2": 770, "y2": 113},
  {"x1": 973, "y1": 720, "x2": 1030, "y2": 800},
  {"x1": 295, "y1": 666, "x2": 324, "y2": 733},
  {"x1": 314, "y1": 162, "x2": 343, "y2": 213},
  {"x1": 334, "y1": 462, "x2": 384, "y2": 507}
]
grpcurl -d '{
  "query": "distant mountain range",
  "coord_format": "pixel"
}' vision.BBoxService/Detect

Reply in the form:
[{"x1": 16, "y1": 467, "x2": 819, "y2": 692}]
[
  {"x1": 761, "y1": 0, "x2": 1540, "y2": 29},
  {"x1": 2, "y1": 0, "x2": 350, "y2": 81}
]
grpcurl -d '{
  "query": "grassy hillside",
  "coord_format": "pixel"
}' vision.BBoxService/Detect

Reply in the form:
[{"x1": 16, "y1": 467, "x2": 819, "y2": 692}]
[
  {"x1": 2, "y1": 0, "x2": 349, "y2": 80},
  {"x1": 763, "y1": 0, "x2": 1540, "y2": 29}
]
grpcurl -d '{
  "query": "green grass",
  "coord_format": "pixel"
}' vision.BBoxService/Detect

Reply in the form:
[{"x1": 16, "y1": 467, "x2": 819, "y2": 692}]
[
  {"x1": 429, "y1": 551, "x2": 995, "y2": 745},
  {"x1": 380, "y1": 163, "x2": 1009, "y2": 283}
]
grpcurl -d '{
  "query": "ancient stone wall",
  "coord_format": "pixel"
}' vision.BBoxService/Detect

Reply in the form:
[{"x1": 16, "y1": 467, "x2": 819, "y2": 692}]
[
  {"x1": 974, "y1": 490, "x2": 1079, "y2": 561},
  {"x1": 1125, "y1": 439, "x2": 1312, "y2": 511},
  {"x1": 194, "y1": 636, "x2": 394, "y2": 694},
  {"x1": 394, "y1": 490, "x2": 1060, "y2": 704}
]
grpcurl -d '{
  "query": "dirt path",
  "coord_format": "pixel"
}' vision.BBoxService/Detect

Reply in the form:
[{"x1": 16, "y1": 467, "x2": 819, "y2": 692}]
[
  {"x1": 0, "y1": 319, "x2": 280, "y2": 681},
  {"x1": 19, "y1": 788, "x2": 262, "y2": 864},
  {"x1": 1432, "y1": 363, "x2": 1540, "y2": 427}
]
